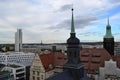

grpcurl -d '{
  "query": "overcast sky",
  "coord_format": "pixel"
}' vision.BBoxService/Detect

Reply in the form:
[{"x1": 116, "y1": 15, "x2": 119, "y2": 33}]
[{"x1": 0, "y1": 0, "x2": 120, "y2": 43}]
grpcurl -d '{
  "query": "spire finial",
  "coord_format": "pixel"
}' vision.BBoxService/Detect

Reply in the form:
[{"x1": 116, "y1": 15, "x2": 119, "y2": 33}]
[
  {"x1": 72, "y1": 8, "x2": 74, "y2": 11},
  {"x1": 72, "y1": 4, "x2": 74, "y2": 11},
  {"x1": 71, "y1": 7, "x2": 75, "y2": 33},
  {"x1": 104, "y1": 17, "x2": 113, "y2": 38}
]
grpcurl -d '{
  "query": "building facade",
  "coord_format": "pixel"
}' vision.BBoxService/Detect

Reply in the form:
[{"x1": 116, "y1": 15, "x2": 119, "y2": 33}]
[
  {"x1": 30, "y1": 54, "x2": 46, "y2": 80},
  {"x1": 114, "y1": 44, "x2": 120, "y2": 55},
  {"x1": 2, "y1": 64, "x2": 26, "y2": 80},
  {"x1": 30, "y1": 53, "x2": 67, "y2": 80},
  {"x1": 80, "y1": 48, "x2": 112, "y2": 79},
  {"x1": 0, "y1": 52, "x2": 35, "y2": 66},
  {"x1": 0, "y1": 71, "x2": 13, "y2": 80},
  {"x1": 15, "y1": 29, "x2": 22, "y2": 52},
  {"x1": 99, "y1": 59, "x2": 120, "y2": 80}
]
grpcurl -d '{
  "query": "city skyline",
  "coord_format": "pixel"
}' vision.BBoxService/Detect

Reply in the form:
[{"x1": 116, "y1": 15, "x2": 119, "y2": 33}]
[{"x1": 0, "y1": 0, "x2": 120, "y2": 43}]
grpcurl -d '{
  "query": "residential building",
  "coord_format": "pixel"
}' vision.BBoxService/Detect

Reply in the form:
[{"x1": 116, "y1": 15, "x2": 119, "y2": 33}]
[
  {"x1": 29, "y1": 48, "x2": 120, "y2": 80},
  {"x1": 80, "y1": 48, "x2": 111, "y2": 73},
  {"x1": 29, "y1": 52, "x2": 67, "y2": 80},
  {"x1": 114, "y1": 44, "x2": 120, "y2": 55},
  {"x1": 22, "y1": 44, "x2": 66, "y2": 51},
  {"x1": 0, "y1": 52, "x2": 35, "y2": 80},
  {"x1": 15, "y1": 29, "x2": 22, "y2": 52},
  {"x1": 80, "y1": 48, "x2": 111, "y2": 79},
  {"x1": 113, "y1": 55, "x2": 120, "y2": 69},
  {"x1": 0, "y1": 64, "x2": 13, "y2": 80},
  {"x1": 0, "y1": 52, "x2": 35, "y2": 66},
  {"x1": 2, "y1": 63, "x2": 26, "y2": 80},
  {"x1": 22, "y1": 48, "x2": 41, "y2": 53},
  {"x1": 98, "y1": 59, "x2": 120, "y2": 80},
  {"x1": 0, "y1": 71, "x2": 13, "y2": 80},
  {"x1": 80, "y1": 48, "x2": 120, "y2": 79}
]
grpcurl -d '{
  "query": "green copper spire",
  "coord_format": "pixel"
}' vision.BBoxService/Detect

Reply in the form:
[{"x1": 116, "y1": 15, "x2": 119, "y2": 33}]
[
  {"x1": 108, "y1": 17, "x2": 109, "y2": 25},
  {"x1": 104, "y1": 18, "x2": 113, "y2": 38},
  {"x1": 71, "y1": 8, "x2": 75, "y2": 33}
]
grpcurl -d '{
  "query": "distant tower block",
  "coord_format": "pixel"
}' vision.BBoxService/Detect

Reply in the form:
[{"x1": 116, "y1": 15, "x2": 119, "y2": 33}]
[
  {"x1": 15, "y1": 29, "x2": 22, "y2": 52},
  {"x1": 103, "y1": 18, "x2": 114, "y2": 55}
]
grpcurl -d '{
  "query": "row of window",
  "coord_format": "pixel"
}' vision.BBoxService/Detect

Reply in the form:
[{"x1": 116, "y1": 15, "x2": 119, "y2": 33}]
[
  {"x1": 33, "y1": 71, "x2": 40, "y2": 75},
  {"x1": 0, "y1": 56, "x2": 34, "y2": 61},
  {"x1": 57, "y1": 57, "x2": 67, "y2": 60},
  {"x1": 0, "y1": 59, "x2": 32, "y2": 62},
  {"x1": 32, "y1": 75, "x2": 44, "y2": 80},
  {"x1": 81, "y1": 61, "x2": 100, "y2": 64},
  {"x1": 0, "y1": 56, "x2": 33, "y2": 58},
  {"x1": 16, "y1": 69, "x2": 25, "y2": 72},
  {"x1": 105, "y1": 75, "x2": 119, "y2": 80},
  {"x1": 81, "y1": 54, "x2": 101, "y2": 57},
  {"x1": 7, "y1": 56, "x2": 33, "y2": 59}
]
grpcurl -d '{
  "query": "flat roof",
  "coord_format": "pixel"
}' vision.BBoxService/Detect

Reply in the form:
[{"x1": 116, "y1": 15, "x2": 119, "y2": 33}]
[
  {"x1": 8, "y1": 64, "x2": 21, "y2": 68},
  {"x1": 0, "y1": 71, "x2": 10, "y2": 75}
]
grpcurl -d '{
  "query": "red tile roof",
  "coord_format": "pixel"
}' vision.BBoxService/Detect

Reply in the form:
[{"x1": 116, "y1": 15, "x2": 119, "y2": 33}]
[
  {"x1": 112, "y1": 55, "x2": 120, "y2": 68},
  {"x1": 38, "y1": 48, "x2": 120, "y2": 73},
  {"x1": 39, "y1": 52, "x2": 67, "y2": 72},
  {"x1": 80, "y1": 48, "x2": 112, "y2": 73},
  {"x1": 54, "y1": 53, "x2": 67, "y2": 66},
  {"x1": 40, "y1": 53, "x2": 54, "y2": 71}
]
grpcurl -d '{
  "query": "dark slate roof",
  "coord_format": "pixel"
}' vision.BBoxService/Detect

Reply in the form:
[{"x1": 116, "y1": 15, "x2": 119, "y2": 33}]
[{"x1": 46, "y1": 70, "x2": 89, "y2": 80}]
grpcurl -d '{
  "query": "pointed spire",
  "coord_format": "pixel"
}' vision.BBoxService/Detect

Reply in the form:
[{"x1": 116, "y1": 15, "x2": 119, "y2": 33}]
[
  {"x1": 108, "y1": 17, "x2": 110, "y2": 26},
  {"x1": 41, "y1": 40, "x2": 43, "y2": 45},
  {"x1": 71, "y1": 8, "x2": 75, "y2": 33},
  {"x1": 104, "y1": 18, "x2": 113, "y2": 38}
]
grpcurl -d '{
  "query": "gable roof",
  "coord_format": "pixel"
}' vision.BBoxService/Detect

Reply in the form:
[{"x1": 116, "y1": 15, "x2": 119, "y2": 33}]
[
  {"x1": 38, "y1": 48, "x2": 119, "y2": 73},
  {"x1": 39, "y1": 52, "x2": 67, "y2": 72},
  {"x1": 112, "y1": 55, "x2": 120, "y2": 68},
  {"x1": 40, "y1": 53, "x2": 54, "y2": 71},
  {"x1": 80, "y1": 48, "x2": 112, "y2": 73}
]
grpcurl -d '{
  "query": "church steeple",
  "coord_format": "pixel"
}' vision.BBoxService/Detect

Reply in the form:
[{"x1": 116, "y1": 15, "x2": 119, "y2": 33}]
[
  {"x1": 108, "y1": 18, "x2": 110, "y2": 25},
  {"x1": 103, "y1": 18, "x2": 114, "y2": 56},
  {"x1": 71, "y1": 8, "x2": 75, "y2": 33},
  {"x1": 104, "y1": 18, "x2": 113, "y2": 38},
  {"x1": 64, "y1": 8, "x2": 84, "y2": 80}
]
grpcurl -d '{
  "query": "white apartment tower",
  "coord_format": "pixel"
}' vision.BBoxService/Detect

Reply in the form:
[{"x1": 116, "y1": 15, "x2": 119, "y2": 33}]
[{"x1": 15, "y1": 29, "x2": 22, "y2": 52}]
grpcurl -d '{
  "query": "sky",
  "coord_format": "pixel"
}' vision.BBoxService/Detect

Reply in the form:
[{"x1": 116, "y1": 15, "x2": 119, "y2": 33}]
[{"x1": 0, "y1": 0, "x2": 120, "y2": 43}]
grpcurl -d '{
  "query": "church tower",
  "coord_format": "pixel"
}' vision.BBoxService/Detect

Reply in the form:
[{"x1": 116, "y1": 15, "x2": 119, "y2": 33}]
[
  {"x1": 64, "y1": 8, "x2": 84, "y2": 80},
  {"x1": 103, "y1": 18, "x2": 114, "y2": 55}
]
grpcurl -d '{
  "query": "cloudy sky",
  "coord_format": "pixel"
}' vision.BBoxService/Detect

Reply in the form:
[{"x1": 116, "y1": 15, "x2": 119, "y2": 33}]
[{"x1": 0, "y1": 0, "x2": 120, "y2": 43}]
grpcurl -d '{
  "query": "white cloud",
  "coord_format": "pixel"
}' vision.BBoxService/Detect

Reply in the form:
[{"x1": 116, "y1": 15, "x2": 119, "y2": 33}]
[{"x1": 0, "y1": 0, "x2": 120, "y2": 43}]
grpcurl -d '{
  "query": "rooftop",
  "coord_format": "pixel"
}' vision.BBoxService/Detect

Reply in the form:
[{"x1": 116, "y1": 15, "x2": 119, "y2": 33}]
[
  {"x1": 47, "y1": 70, "x2": 89, "y2": 80},
  {"x1": 39, "y1": 52, "x2": 67, "y2": 72},
  {"x1": 0, "y1": 52, "x2": 34, "y2": 55},
  {"x1": 0, "y1": 71, "x2": 10, "y2": 75},
  {"x1": 7, "y1": 64, "x2": 22, "y2": 68}
]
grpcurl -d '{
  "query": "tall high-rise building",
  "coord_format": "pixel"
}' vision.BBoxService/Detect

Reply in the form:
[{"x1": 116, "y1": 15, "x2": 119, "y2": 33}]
[
  {"x1": 15, "y1": 29, "x2": 22, "y2": 52},
  {"x1": 103, "y1": 19, "x2": 114, "y2": 55}
]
